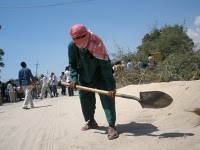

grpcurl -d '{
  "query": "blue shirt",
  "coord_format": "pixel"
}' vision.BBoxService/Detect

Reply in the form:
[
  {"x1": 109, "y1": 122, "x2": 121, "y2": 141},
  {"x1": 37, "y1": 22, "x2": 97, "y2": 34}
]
[{"x1": 18, "y1": 67, "x2": 35, "y2": 86}]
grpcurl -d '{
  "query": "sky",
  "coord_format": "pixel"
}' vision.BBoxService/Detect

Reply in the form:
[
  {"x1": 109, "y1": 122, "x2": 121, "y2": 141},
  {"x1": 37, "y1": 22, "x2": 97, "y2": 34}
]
[{"x1": 0, "y1": 0, "x2": 200, "y2": 82}]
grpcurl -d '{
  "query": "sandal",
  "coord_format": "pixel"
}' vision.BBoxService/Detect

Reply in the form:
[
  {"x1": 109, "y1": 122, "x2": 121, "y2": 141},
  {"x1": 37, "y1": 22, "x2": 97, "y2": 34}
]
[
  {"x1": 108, "y1": 126, "x2": 119, "y2": 140},
  {"x1": 81, "y1": 119, "x2": 99, "y2": 131}
]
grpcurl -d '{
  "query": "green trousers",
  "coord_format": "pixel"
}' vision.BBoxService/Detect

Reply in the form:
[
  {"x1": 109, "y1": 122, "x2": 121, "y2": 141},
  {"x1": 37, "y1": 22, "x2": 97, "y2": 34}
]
[{"x1": 78, "y1": 78, "x2": 116, "y2": 127}]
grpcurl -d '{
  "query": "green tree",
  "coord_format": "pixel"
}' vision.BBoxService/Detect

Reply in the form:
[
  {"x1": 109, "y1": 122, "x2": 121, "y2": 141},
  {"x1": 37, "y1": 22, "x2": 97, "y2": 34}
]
[
  {"x1": 0, "y1": 48, "x2": 5, "y2": 67},
  {"x1": 137, "y1": 24, "x2": 194, "y2": 60}
]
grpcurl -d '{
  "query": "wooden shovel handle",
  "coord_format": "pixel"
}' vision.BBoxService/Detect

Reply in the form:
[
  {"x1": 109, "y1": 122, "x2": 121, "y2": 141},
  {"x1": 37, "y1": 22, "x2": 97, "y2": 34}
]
[{"x1": 61, "y1": 81, "x2": 140, "y2": 101}]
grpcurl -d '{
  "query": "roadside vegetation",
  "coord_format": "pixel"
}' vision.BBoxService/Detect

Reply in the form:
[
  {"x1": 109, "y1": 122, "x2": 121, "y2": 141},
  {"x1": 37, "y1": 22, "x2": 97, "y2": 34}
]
[{"x1": 111, "y1": 24, "x2": 200, "y2": 88}]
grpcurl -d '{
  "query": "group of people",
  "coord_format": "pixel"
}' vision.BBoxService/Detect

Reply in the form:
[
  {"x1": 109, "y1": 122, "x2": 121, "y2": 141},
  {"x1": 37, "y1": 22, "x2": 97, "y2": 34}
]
[
  {"x1": 18, "y1": 62, "x2": 75, "y2": 109},
  {"x1": 138, "y1": 54, "x2": 157, "y2": 69},
  {"x1": 113, "y1": 54, "x2": 157, "y2": 76},
  {"x1": 113, "y1": 59, "x2": 135, "y2": 76},
  {"x1": 60, "y1": 66, "x2": 74, "y2": 96},
  {"x1": 5, "y1": 81, "x2": 17, "y2": 103},
  {"x1": 0, "y1": 79, "x2": 27, "y2": 104}
]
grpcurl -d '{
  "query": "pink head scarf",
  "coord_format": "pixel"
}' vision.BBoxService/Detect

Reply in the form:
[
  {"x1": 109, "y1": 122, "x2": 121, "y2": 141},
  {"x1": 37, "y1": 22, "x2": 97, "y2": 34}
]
[{"x1": 70, "y1": 24, "x2": 108, "y2": 61}]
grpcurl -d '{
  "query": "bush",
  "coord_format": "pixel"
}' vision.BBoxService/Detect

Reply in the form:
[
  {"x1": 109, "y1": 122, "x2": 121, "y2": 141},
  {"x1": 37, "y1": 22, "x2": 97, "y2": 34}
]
[{"x1": 114, "y1": 52, "x2": 200, "y2": 88}]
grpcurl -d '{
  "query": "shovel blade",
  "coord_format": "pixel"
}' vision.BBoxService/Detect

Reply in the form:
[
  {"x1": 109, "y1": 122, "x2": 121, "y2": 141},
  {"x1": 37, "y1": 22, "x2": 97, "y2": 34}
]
[{"x1": 139, "y1": 91, "x2": 173, "y2": 108}]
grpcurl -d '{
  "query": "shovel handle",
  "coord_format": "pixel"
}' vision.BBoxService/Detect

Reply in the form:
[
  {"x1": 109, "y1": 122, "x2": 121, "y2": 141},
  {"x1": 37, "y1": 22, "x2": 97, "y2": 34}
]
[
  {"x1": 116, "y1": 93, "x2": 140, "y2": 101},
  {"x1": 61, "y1": 82, "x2": 140, "y2": 101}
]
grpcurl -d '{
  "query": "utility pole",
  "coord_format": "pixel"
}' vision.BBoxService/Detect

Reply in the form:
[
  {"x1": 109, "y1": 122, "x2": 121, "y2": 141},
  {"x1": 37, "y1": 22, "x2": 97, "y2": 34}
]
[
  {"x1": 35, "y1": 61, "x2": 39, "y2": 77},
  {"x1": 47, "y1": 70, "x2": 48, "y2": 78}
]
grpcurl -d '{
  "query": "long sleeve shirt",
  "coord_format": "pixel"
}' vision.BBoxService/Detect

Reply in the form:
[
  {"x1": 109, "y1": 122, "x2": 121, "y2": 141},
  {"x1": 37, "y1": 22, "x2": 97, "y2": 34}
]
[
  {"x1": 18, "y1": 67, "x2": 35, "y2": 86},
  {"x1": 68, "y1": 41, "x2": 116, "y2": 91}
]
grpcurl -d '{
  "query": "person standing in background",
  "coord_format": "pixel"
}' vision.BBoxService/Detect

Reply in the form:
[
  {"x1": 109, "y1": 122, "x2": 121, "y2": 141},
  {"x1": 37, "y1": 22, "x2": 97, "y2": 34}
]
[
  {"x1": 40, "y1": 75, "x2": 54, "y2": 99},
  {"x1": 121, "y1": 61, "x2": 127, "y2": 71},
  {"x1": 65, "y1": 66, "x2": 74, "y2": 96},
  {"x1": 31, "y1": 78, "x2": 38, "y2": 100},
  {"x1": 126, "y1": 59, "x2": 133, "y2": 70},
  {"x1": 35, "y1": 77, "x2": 41, "y2": 98},
  {"x1": 49, "y1": 72, "x2": 58, "y2": 97},
  {"x1": 18, "y1": 61, "x2": 35, "y2": 109},
  {"x1": 147, "y1": 53, "x2": 156, "y2": 68},
  {"x1": 13, "y1": 83, "x2": 19, "y2": 102},
  {"x1": 7, "y1": 81, "x2": 15, "y2": 103},
  {"x1": 1, "y1": 83, "x2": 9, "y2": 103},
  {"x1": 60, "y1": 72, "x2": 67, "y2": 95}
]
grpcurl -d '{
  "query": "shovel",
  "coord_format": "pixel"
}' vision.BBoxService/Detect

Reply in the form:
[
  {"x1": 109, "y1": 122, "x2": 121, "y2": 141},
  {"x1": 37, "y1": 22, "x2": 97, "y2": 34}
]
[{"x1": 61, "y1": 82, "x2": 173, "y2": 109}]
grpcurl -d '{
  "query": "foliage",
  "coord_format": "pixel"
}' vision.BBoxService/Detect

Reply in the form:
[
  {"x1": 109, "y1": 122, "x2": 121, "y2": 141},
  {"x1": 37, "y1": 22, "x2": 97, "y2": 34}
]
[
  {"x1": 0, "y1": 48, "x2": 5, "y2": 67},
  {"x1": 111, "y1": 24, "x2": 200, "y2": 88},
  {"x1": 136, "y1": 24, "x2": 194, "y2": 61},
  {"x1": 158, "y1": 52, "x2": 200, "y2": 81}
]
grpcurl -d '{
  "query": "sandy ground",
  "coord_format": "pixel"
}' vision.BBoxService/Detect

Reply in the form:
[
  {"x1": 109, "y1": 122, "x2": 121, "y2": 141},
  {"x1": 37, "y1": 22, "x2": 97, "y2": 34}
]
[{"x1": 0, "y1": 80, "x2": 200, "y2": 150}]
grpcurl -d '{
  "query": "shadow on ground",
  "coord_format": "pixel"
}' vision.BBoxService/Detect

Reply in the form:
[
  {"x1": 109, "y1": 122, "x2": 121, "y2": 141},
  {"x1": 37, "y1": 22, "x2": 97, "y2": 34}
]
[
  {"x1": 150, "y1": 132, "x2": 194, "y2": 138},
  {"x1": 94, "y1": 121, "x2": 195, "y2": 138},
  {"x1": 33, "y1": 105, "x2": 52, "y2": 109}
]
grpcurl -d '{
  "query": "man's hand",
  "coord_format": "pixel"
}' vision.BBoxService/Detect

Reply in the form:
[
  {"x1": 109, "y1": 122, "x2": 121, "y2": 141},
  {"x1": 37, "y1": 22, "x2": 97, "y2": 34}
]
[
  {"x1": 107, "y1": 90, "x2": 116, "y2": 99},
  {"x1": 70, "y1": 81, "x2": 78, "y2": 90}
]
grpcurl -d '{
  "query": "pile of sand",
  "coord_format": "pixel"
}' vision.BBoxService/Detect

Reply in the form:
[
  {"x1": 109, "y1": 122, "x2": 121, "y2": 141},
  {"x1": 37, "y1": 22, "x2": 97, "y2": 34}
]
[{"x1": 0, "y1": 80, "x2": 199, "y2": 150}]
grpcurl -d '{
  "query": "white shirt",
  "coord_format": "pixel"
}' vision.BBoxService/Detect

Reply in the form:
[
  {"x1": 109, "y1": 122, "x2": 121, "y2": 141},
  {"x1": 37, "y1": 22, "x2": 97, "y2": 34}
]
[
  {"x1": 50, "y1": 75, "x2": 58, "y2": 85},
  {"x1": 42, "y1": 77, "x2": 49, "y2": 87},
  {"x1": 65, "y1": 70, "x2": 71, "y2": 83},
  {"x1": 127, "y1": 61, "x2": 133, "y2": 70},
  {"x1": 148, "y1": 56, "x2": 155, "y2": 66},
  {"x1": 7, "y1": 83, "x2": 14, "y2": 92},
  {"x1": 60, "y1": 74, "x2": 66, "y2": 82}
]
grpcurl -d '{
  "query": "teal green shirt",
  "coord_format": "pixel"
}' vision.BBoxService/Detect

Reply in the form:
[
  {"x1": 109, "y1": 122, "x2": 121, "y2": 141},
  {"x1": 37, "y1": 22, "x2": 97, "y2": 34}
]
[{"x1": 68, "y1": 42, "x2": 116, "y2": 91}]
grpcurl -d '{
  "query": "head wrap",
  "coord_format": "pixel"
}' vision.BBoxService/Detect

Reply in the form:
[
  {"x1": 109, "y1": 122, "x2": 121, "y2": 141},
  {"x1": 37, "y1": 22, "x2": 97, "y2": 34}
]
[{"x1": 70, "y1": 24, "x2": 108, "y2": 61}]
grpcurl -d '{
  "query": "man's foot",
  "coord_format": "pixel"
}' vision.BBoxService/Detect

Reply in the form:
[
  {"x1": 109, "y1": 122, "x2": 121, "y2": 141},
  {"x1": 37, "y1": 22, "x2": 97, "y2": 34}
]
[
  {"x1": 50, "y1": 95, "x2": 54, "y2": 98},
  {"x1": 107, "y1": 126, "x2": 119, "y2": 140},
  {"x1": 22, "y1": 106, "x2": 29, "y2": 110},
  {"x1": 81, "y1": 119, "x2": 99, "y2": 131}
]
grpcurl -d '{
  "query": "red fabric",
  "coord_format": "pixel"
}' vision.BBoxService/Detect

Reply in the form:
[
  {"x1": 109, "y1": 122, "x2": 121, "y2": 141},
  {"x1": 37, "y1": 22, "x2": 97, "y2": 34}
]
[{"x1": 70, "y1": 24, "x2": 108, "y2": 61}]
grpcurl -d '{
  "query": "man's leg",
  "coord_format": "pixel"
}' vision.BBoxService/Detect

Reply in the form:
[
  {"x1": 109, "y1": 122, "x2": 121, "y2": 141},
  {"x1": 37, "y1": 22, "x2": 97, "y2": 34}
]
[
  {"x1": 79, "y1": 90, "x2": 96, "y2": 121},
  {"x1": 22, "y1": 86, "x2": 28, "y2": 108},
  {"x1": 10, "y1": 92, "x2": 15, "y2": 102},
  {"x1": 97, "y1": 80, "x2": 118, "y2": 140},
  {"x1": 22, "y1": 85, "x2": 33, "y2": 108},
  {"x1": 9, "y1": 92, "x2": 13, "y2": 103},
  {"x1": 47, "y1": 87, "x2": 53, "y2": 97},
  {"x1": 40, "y1": 86, "x2": 45, "y2": 99},
  {"x1": 79, "y1": 90, "x2": 98, "y2": 130}
]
